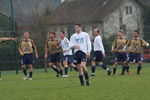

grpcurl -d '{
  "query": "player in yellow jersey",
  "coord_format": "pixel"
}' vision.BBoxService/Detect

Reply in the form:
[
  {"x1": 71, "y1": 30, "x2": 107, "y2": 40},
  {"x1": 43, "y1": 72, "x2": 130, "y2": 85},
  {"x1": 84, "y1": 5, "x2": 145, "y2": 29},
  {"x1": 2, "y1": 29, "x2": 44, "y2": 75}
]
[
  {"x1": 45, "y1": 32, "x2": 63, "y2": 77},
  {"x1": 0, "y1": 37, "x2": 16, "y2": 80},
  {"x1": 111, "y1": 30, "x2": 130, "y2": 75},
  {"x1": 123, "y1": 30, "x2": 149, "y2": 75},
  {"x1": 19, "y1": 32, "x2": 39, "y2": 80}
]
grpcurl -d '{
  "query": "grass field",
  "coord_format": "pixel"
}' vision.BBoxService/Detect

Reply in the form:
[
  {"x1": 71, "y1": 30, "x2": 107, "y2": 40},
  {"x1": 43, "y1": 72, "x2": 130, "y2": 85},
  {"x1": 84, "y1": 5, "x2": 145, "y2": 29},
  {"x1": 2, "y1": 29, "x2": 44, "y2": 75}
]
[{"x1": 0, "y1": 63, "x2": 150, "y2": 100}]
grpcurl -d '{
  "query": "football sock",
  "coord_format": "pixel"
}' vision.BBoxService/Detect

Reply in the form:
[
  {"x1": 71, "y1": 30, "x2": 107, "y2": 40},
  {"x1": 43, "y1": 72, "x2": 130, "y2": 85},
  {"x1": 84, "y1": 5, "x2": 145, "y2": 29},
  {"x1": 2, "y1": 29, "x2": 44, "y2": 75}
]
[
  {"x1": 137, "y1": 65, "x2": 142, "y2": 74},
  {"x1": 23, "y1": 69, "x2": 27, "y2": 76},
  {"x1": 79, "y1": 75, "x2": 84, "y2": 86},
  {"x1": 29, "y1": 72, "x2": 32, "y2": 78},
  {"x1": 113, "y1": 67, "x2": 116, "y2": 74},
  {"x1": 91, "y1": 65, "x2": 96, "y2": 74},
  {"x1": 64, "y1": 67, "x2": 68, "y2": 75}
]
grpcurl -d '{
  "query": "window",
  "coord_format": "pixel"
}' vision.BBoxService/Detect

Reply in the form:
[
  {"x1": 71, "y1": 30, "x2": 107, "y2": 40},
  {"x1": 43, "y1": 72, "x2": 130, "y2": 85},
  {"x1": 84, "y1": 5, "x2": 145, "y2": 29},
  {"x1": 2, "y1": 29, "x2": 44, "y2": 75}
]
[{"x1": 125, "y1": 6, "x2": 132, "y2": 15}]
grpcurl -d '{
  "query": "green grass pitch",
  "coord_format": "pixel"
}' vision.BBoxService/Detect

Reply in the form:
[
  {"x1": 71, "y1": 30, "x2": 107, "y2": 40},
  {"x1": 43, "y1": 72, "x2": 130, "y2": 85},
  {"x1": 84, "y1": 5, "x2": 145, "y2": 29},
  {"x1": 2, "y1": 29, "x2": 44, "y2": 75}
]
[{"x1": 0, "y1": 63, "x2": 150, "y2": 100}]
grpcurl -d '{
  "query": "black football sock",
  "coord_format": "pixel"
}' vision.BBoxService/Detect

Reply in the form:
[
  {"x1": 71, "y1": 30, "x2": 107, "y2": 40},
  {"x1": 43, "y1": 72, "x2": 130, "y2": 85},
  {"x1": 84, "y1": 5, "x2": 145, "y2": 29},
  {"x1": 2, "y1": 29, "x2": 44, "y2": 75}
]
[
  {"x1": 137, "y1": 65, "x2": 142, "y2": 74},
  {"x1": 84, "y1": 72, "x2": 89, "y2": 81},
  {"x1": 23, "y1": 69, "x2": 27, "y2": 76},
  {"x1": 79, "y1": 75, "x2": 84, "y2": 86},
  {"x1": 91, "y1": 65, "x2": 96, "y2": 74},
  {"x1": 64, "y1": 67, "x2": 68, "y2": 75},
  {"x1": 73, "y1": 66, "x2": 78, "y2": 71},
  {"x1": 126, "y1": 66, "x2": 129, "y2": 72},
  {"x1": 113, "y1": 67, "x2": 117, "y2": 74},
  {"x1": 29, "y1": 72, "x2": 33, "y2": 78},
  {"x1": 60, "y1": 70, "x2": 63, "y2": 76},
  {"x1": 121, "y1": 66, "x2": 126, "y2": 75}
]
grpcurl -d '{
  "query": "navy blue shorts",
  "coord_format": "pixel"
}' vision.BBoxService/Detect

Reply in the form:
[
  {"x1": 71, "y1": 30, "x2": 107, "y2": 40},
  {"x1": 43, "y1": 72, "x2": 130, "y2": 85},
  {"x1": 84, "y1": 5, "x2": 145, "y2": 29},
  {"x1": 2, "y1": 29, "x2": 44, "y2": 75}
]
[
  {"x1": 127, "y1": 53, "x2": 142, "y2": 63},
  {"x1": 74, "y1": 50, "x2": 87, "y2": 64},
  {"x1": 49, "y1": 53, "x2": 62, "y2": 63},
  {"x1": 92, "y1": 51, "x2": 103, "y2": 62},
  {"x1": 63, "y1": 55, "x2": 74, "y2": 64},
  {"x1": 21, "y1": 53, "x2": 34, "y2": 65},
  {"x1": 115, "y1": 52, "x2": 127, "y2": 62}
]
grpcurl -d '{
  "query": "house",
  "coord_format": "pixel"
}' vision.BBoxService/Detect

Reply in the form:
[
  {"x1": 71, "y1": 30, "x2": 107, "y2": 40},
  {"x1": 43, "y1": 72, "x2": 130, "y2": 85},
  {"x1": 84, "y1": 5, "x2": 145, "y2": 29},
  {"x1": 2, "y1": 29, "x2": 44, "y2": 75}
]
[{"x1": 46, "y1": 0, "x2": 144, "y2": 38}]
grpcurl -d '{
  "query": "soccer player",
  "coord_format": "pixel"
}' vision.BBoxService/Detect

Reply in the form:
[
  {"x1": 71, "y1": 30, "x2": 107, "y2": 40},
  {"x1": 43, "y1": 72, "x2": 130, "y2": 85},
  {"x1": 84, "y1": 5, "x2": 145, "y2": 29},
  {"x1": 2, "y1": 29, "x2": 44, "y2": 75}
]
[
  {"x1": 111, "y1": 30, "x2": 130, "y2": 75},
  {"x1": 123, "y1": 30, "x2": 149, "y2": 75},
  {"x1": 91, "y1": 28, "x2": 111, "y2": 77},
  {"x1": 45, "y1": 32, "x2": 63, "y2": 77},
  {"x1": 59, "y1": 31, "x2": 78, "y2": 78},
  {"x1": 0, "y1": 37, "x2": 16, "y2": 80},
  {"x1": 19, "y1": 32, "x2": 39, "y2": 80},
  {"x1": 70, "y1": 24, "x2": 91, "y2": 86}
]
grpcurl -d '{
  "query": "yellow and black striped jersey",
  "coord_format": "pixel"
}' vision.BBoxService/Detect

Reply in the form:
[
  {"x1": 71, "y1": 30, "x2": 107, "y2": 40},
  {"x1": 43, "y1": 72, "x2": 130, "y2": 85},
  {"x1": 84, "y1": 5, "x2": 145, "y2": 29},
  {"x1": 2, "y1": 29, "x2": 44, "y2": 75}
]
[
  {"x1": 19, "y1": 39, "x2": 35, "y2": 54},
  {"x1": 45, "y1": 38, "x2": 62, "y2": 54},
  {"x1": 112, "y1": 36, "x2": 128, "y2": 52},
  {"x1": 127, "y1": 38, "x2": 148, "y2": 53}
]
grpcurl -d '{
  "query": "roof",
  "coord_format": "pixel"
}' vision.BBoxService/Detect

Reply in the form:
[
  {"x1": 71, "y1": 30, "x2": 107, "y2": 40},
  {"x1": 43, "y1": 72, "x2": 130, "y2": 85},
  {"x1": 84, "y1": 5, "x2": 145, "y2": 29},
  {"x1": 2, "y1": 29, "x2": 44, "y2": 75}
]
[{"x1": 46, "y1": 0, "x2": 124, "y2": 24}]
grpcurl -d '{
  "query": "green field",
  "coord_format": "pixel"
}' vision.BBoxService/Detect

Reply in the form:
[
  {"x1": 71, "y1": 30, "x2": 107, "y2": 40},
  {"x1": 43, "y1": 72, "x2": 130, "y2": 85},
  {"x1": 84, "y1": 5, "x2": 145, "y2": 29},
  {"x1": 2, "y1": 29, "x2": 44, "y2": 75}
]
[{"x1": 0, "y1": 63, "x2": 150, "y2": 100}]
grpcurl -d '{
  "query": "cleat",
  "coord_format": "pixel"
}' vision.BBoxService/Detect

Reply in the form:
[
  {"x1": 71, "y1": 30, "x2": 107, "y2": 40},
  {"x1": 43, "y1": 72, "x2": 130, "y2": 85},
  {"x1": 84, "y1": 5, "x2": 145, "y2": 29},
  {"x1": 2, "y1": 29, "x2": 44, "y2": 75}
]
[
  {"x1": 91, "y1": 73, "x2": 95, "y2": 77},
  {"x1": 127, "y1": 71, "x2": 131, "y2": 75},
  {"x1": 23, "y1": 76, "x2": 27, "y2": 80},
  {"x1": 137, "y1": 73, "x2": 141, "y2": 75},
  {"x1": 29, "y1": 78, "x2": 32, "y2": 80},
  {"x1": 112, "y1": 73, "x2": 116, "y2": 76},
  {"x1": 86, "y1": 80, "x2": 90, "y2": 86},
  {"x1": 107, "y1": 70, "x2": 112, "y2": 76},
  {"x1": 61, "y1": 75, "x2": 68, "y2": 78},
  {"x1": 56, "y1": 73, "x2": 60, "y2": 77},
  {"x1": 81, "y1": 82, "x2": 85, "y2": 86}
]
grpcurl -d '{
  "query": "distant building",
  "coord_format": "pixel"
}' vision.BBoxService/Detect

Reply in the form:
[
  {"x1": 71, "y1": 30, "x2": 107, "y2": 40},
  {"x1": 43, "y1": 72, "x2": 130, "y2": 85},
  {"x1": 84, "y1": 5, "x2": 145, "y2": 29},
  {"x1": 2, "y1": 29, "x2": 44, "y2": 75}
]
[
  {"x1": 46, "y1": 0, "x2": 144, "y2": 38},
  {"x1": 0, "y1": 13, "x2": 13, "y2": 31}
]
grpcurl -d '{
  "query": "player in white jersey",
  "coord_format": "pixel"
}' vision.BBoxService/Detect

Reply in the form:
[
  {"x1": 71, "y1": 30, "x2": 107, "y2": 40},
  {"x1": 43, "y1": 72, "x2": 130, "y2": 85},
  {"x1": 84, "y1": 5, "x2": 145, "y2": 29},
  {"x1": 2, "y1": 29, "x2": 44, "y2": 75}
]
[
  {"x1": 91, "y1": 28, "x2": 111, "y2": 77},
  {"x1": 70, "y1": 24, "x2": 91, "y2": 86},
  {"x1": 59, "y1": 31, "x2": 78, "y2": 78}
]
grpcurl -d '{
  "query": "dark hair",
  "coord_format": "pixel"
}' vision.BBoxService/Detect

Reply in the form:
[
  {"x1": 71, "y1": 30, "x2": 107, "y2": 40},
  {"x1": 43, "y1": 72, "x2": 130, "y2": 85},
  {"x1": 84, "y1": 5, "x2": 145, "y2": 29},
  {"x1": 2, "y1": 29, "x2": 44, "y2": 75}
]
[
  {"x1": 94, "y1": 28, "x2": 100, "y2": 34},
  {"x1": 75, "y1": 24, "x2": 82, "y2": 27},
  {"x1": 134, "y1": 30, "x2": 139, "y2": 34},
  {"x1": 60, "y1": 31, "x2": 65, "y2": 34},
  {"x1": 48, "y1": 32, "x2": 56, "y2": 36}
]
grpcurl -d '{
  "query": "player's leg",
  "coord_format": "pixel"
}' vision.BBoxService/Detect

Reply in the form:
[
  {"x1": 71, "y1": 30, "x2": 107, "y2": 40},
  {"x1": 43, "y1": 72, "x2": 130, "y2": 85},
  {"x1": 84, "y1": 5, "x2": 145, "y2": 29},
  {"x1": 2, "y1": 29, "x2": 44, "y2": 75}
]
[
  {"x1": 62, "y1": 55, "x2": 69, "y2": 77},
  {"x1": 55, "y1": 53, "x2": 63, "y2": 77},
  {"x1": 28, "y1": 64, "x2": 33, "y2": 80},
  {"x1": 62, "y1": 60, "x2": 69, "y2": 77},
  {"x1": 82, "y1": 62, "x2": 90, "y2": 86},
  {"x1": 68, "y1": 63, "x2": 78, "y2": 71},
  {"x1": 56, "y1": 62, "x2": 63, "y2": 77},
  {"x1": 91, "y1": 51, "x2": 97, "y2": 76},
  {"x1": 123, "y1": 53, "x2": 134, "y2": 75},
  {"x1": 78, "y1": 63, "x2": 85, "y2": 86},
  {"x1": 21, "y1": 55, "x2": 28, "y2": 80},
  {"x1": 68, "y1": 55, "x2": 78, "y2": 72},
  {"x1": 48, "y1": 54, "x2": 60, "y2": 77},
  {"x1": 136, "y1": 54, "x2": 142, "y2": 75},
  {"x1": 91, "y1": 61, "x2": 96, "y2": 76},
  {"x1": 22, "y1": 64, "x2": 27, "y2": 80},
  {"x1": 98, "y1": 62, "x2": 111, "y2": 75},
  {"x1": 27, "y1": 54, "x2": 34, "y2": 80},
  {"x1": 49, "y1": 62, "x2": 60, "y2": 77},
  {"x1": 113, "y1": 52, "x2": 120, "y2": 75},
  {"x1": 112, "y1": 62, "x2": 119, "y2": 75},
  {"x1": 74, "y1": 51, "x2": 85, "y2": 86}
]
